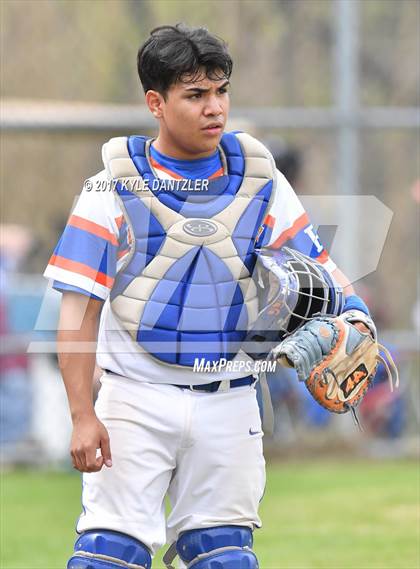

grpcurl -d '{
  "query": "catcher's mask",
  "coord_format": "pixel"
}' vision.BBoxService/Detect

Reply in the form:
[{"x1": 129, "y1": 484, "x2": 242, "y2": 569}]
[{"x1": 245, "y1": 247, "x2": 344, "y2": 359}]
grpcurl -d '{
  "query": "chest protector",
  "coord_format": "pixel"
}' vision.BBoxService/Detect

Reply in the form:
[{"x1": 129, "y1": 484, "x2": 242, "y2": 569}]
[{"x1": 102, "y1": 132, "x2": 276, "y2": 368}]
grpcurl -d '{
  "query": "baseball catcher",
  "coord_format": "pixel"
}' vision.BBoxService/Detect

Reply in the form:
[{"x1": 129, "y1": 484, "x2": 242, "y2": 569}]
[{"x1": 44, "y1": 23, "x2": 398, "y2": 569}]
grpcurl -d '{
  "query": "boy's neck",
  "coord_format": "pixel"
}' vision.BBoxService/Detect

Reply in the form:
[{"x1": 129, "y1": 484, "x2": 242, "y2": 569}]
[{"x1": 153, "y1": 135, "x2": 218, "y2": 161}]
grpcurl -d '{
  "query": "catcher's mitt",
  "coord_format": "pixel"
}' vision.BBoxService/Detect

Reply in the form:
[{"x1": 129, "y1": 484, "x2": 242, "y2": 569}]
[{"x1": 271, "y1": 310, "x2": 399, "y2": 414}]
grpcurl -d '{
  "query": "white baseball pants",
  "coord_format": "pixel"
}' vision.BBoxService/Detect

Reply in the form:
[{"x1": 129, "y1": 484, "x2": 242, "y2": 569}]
[{"x1": 77, "y1": 372, "x2": 266, "y2": 556}]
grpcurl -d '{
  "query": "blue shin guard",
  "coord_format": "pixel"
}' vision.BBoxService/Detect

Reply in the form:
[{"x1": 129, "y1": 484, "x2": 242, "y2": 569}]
[
  {"x1": 176, "y1": 526, "x2": 258, "y2": 568},
  {"x1": 67, "y1": 530, "x2": 152, "y2": 569}
]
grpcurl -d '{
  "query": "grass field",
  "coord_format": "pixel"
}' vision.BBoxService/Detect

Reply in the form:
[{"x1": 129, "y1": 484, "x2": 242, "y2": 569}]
[{"x1": 1, "y1": 460, "x2": 419, "y2": 569}]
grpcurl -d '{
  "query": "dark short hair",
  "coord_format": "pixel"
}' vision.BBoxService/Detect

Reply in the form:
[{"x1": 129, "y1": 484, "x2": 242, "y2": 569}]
[{"x1": 137, "y1": 24, "x2": 233, "y2": 96}]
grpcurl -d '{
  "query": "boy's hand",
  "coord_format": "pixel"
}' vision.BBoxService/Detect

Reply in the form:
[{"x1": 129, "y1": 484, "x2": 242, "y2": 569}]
[{"x1": 70, "y1": 413, "x2": 112, "y2": 472}]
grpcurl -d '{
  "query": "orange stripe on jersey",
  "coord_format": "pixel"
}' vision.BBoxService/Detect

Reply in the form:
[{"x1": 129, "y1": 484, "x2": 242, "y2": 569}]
[
  {"x1": 49, "y1": 254, "x2": 114, "y2": 288},
  {"x1": 117, "y1": 249, "x2": 130, "y2": 260},
  {"x1": 316, "y1": 249, "x2": 329, "y2": 264},
  {"x1": 115, "y1": 215, "x2": 124, "y2": 229},
  {"x1": 269, "y1": 213, "x2": 310, "y2": 249},
  {"x1": 150, "y1": 157, "x2": 183, "y2": 180},
  {"x1": 264, "y1": 214, "x2": 275, "y2": 229},
  {"x1": 209, "y1": 167, "x2": 224, "y2": 179},
  {"x1": 69, "y1": 215, "x2": 119, "y2": 247}
]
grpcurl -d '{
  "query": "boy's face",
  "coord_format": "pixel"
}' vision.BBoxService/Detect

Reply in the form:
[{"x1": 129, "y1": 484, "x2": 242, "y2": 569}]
[{"x1": 147, "y1": 71, "x2": 230, "y2": 159}]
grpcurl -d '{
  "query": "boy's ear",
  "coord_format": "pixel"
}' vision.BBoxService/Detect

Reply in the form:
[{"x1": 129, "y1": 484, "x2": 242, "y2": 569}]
[{"x1": 145, "y1": 90, "x2": 165, "y2": 119}]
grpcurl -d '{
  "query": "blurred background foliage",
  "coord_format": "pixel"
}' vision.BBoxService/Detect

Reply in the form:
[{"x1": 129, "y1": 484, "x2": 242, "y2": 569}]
[{"x1": 2, "y1": 0, "x2": 417, "y2": 105}]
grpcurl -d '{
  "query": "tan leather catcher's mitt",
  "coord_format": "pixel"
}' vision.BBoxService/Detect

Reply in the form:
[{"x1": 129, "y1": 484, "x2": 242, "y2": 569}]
[{"x1": 271, "y1": 310, "x2": 399, "y2": 414}]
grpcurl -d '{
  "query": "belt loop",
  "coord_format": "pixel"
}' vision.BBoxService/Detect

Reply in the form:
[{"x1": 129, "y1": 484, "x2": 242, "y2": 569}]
[
  {"x1": 218, "y1": 379, "x2": 230, "y2": 392},
  {"x1": 252, "y1": 372, "x2": 260, "y2": 385}
]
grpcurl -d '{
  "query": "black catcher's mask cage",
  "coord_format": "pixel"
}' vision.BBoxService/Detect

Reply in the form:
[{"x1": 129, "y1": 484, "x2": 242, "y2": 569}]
[{"x1": 244, "y1": 247, "x2": 344, "y2": 359}]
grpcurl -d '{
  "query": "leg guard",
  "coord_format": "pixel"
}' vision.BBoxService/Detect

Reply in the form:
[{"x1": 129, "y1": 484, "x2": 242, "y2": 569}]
[
  {"x1": 176, "y1": 526, "x2": 258, "y2": 569},
  {"x1": 67, "y1": 530, "x2": 152, "y2": 569}
]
